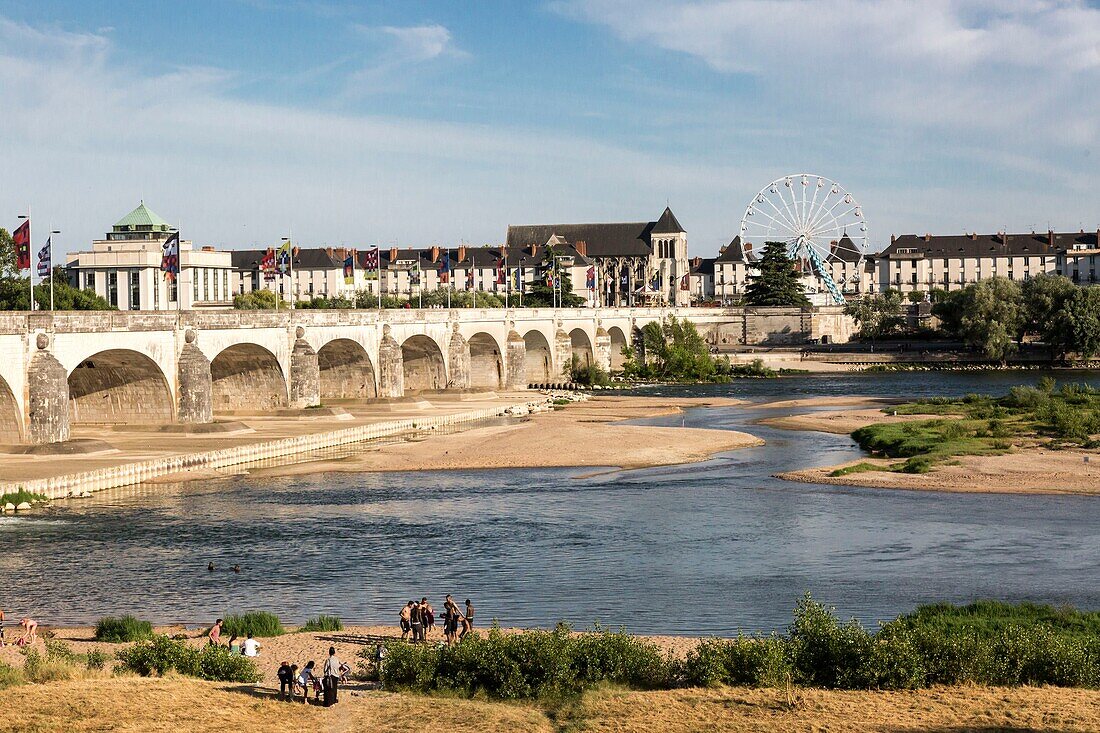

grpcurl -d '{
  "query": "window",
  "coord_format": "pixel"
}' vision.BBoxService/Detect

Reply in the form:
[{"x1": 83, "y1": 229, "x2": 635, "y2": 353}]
[
  {"x1": 108, "y1": 271, "x2": 118, "y2": 307},
  {"x1": 129, "y1": 270, "x2": 141, "y2": 310},
  {"x1": 169, "y1": 277, "x2": 177, "y2": 304},
  {"x1": 153, "y1": 272, "x2": 160, "y2": 309},
  {"x1": 203, "y1": 269, "x2": 209, "y2": 301},
  {"x1": 84, "y1": 271, "x2": 95, "y2": 290},
  {"x1": 193, "y1": 269, "x2": 200, "y2": 300},
  {"x1": 222, "y1": 270, "x2": 228, "y2": 300}
]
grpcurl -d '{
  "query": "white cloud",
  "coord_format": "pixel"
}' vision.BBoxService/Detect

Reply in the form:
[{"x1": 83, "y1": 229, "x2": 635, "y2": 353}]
[
  {"x1": 552, "y1": 1, "x2": 1100, "y2": 147},
  {"x1": 379, "y1": 24, "x2": 465, "y2": 62}
]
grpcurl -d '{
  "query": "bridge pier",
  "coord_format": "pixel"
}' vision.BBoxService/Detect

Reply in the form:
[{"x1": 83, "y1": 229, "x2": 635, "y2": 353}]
[
  {"x1": 289, "y1": 329, "x2": 320, "y2": 409},
  {"x1": 28, "y1": 334, "x2": 70, "y2": 445},
  {"x1": 377, "y1": 327, "x2": 404, "y2": 398},
  {"x1": 595, "y1": 327, "x2": 612, "y2": 372},
  {"x1": 447, "y1": 326, "x2": 470, "y2": 390},
  {"x1": 554, "y1": 328, "x2": 572, "y2": 379},
  {"x1": 505, "y1": 330, "x2": 526, "y2": 390},
  {"x1": 177, "y1": 330, "x2": 213, "y2": 424}
]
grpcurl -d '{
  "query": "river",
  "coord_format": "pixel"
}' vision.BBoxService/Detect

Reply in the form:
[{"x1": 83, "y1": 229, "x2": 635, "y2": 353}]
[{"x1": 1, "y1": 370, "x2": 1097, "y2": 635}]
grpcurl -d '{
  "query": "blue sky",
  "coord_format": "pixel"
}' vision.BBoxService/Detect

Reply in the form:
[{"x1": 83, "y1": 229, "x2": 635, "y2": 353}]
[{"x1": 2, "y1": 0, "x2": 1099, "y2": 257}]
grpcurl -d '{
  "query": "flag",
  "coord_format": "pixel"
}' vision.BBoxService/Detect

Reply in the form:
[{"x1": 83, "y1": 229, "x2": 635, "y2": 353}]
[
  {"x1": 37, "y1": 238, "x2": 51, "y2": 278},
  {"x1": 495, "y1": 258, "x2": 505, "y2": 285},
  {"x1": 12, "y1": 220, "x2": 30, "y2": 270},
  {"x1": 261, "y1": 248, "x2": 276, "y2": 281},
  {"x1": 277, "y1": 240, "x2": 292, "y2": 274},
  {"x1": 466, "y1": 267, "x2": 475, "y2": 289},
  {"x1": 680, "y1": 273, "x2": 690, "y2": 290},
  {"x1": 160, "y1": 231, "x2": 180, "y2": 281},
  {"x1": 410, "y1": 264, "x2": 421, "y2": 286},
  {"x1": 363, "y1": 246, "x2": 379, "y2": 280},
  {"x1": 619, "y1": 268, "x2": 629, "y2": 288},
  {"x1": 439, "y1": 252, "x2": 450, "y2": 284},
  {"x1": 650, "y1": 272, "x2": 660, "y2": 291},
  {"x1": 343, "y1": 253, "x2": 354, "y2": 284},
  {"x1": 545, "y1": 269, "x2": 554, "y2": 288},
  {"x1": 585, "y1": 266, "x2": 595, "y2": 289},
  {"x1": 510, "y1": 267, "x2": 520, "y2": 291}
]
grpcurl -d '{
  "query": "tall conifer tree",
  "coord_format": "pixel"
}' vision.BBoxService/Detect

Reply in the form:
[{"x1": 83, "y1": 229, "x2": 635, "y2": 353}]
[{"x1": 744, "y1": 241, "x2": 811, "y2": 306}]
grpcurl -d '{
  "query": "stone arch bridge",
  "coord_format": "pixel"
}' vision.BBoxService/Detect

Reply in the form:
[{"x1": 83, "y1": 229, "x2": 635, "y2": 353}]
[{"x1": 0, "y1": 306, "x2": 851, "y2": 445}]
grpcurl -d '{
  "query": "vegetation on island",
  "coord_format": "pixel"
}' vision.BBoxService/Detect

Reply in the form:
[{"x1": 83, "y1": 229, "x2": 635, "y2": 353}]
[
  {"x1": 834, "y1": 380, "x2": 1100, "y2": 476},
  {"x1": 377, "y1": 595, "x2": 1100, "y2": 699},
  {"x1": 846, "y1": 274, "x2": 1100, "y2": 362},
  {"x1": 220, "y1": 611, "x2": 285, "y2": 638},
  {"x1": 744, "y1": 241, "x2": 811, "y2": 307},
  {"x1": 115, "y1": 635, "x2": 260, "y2": 682},
  {"x1": 300, "y1": 615, "x2": 343, "y2": 633},
  {"x1": 0, "y1": 489, "x2": 49, "y2": 506},
  {"x1": 619, "y1": 316, "x2": 773, "y2": 382}
]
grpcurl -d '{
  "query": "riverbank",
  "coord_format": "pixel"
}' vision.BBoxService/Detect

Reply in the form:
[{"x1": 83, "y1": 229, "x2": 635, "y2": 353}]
[
  {"x1": 4, "y1": 676, "x2": 1097, "y2": 733},
  {"x1": 769, "y1": 403, "x2": 1100, "y2": 495}
]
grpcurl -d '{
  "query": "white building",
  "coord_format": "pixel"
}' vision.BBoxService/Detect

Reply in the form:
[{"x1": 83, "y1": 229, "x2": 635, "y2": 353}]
[{"x1": 66, "y1": 202, "x2": 234, "y2": 310}]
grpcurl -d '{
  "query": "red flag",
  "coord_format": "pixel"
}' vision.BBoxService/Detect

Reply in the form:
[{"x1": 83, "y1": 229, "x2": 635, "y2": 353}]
[
  {"x1": 495, "y1": 258, "x2": 505, "y2": 285},
  {"x1": 260, "y1": 248, "x2": 276, "y2": 281},
  {"x1": 680, "y1": 273, "x2": 690, "y2": 290},
  {"x1": 12, "y1": 220, "x2": 30, "y2": 270}
]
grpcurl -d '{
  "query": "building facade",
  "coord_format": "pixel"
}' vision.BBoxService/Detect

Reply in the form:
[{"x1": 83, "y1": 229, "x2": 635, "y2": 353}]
[
  {"x1": 66, "y1": 202, "x2": 234, "y2": 310},
  {"x1": 506, "y1": 207, "x2": 691, "y2": 306}
]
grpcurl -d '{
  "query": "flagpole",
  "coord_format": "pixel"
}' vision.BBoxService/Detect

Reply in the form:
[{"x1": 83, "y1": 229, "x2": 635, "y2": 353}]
[
  {"x1": 417, "y1": 258, "x2": 422, "y2": 310},
  {"x1": 289, "y1": 227, "x2": 295, "y2": 309},
  {"x1": 48, "y1": 225, "x2": 56, "y2": 311},
  {"x1": 376, "y1": 247, "x2": 381, "y2": 310},
  {"x1": 446, "y1": 247, "x2": 450, "y2": 310}
]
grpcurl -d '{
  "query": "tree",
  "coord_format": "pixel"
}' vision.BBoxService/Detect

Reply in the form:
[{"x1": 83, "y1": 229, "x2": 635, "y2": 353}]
[
  {"x1": 956, "y1": 277, "x2": 1024, "y2": 361},
  {"x1": 233, "y1": 289, "x2": 279, "y2": 309},
  {"x1": 624, "y1": 316, "x2": 718, "y2": 380},
  {"x1": 1020, "y1": 273, "x2": 1075, "y2": 345},
  {"x1": 0, "y1": 228, "x2": 16, "y2": 279},
  {"x1": 0, "y1": 270, "x2": 113, "y2": 310},
  {"x1": 1048, "y1": 287, "x2": 1100, "y2": 359},
  {"x1": 524, "y1": 245, "x2": 585, "y2": 308},
  {"x1": 930, "y1": 288, "x2": 965, "y2": 337},
  {"x1": 844, "y1": 290, "x2": 904, "y2": 343},
  {"x1": 744, "y1": 241, "x2": 810, "y2": 307}
]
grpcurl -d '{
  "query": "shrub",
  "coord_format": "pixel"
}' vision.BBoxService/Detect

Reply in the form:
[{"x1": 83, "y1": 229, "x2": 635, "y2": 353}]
[
  {"x1": 681, "y1": 636, "x2": 790, "y2": 688},
  {"x1": 221, "y1": 611, "x2": 284, "y2": 638},
  {"x1": 95, "y1": 615, "x2": 154, "y2": 643},
  {"x1": 116, "y1": 635, "x2": 260, "y2": 682},
  {"x1": 301, "y1": 615, "x2": 343, "y2": 632},
  {"x1": 0, "y1": 662, "x2": 24, "y2": 689},
  {"x1": 85, "y1": 648, "x2": 108, "y2": 671},
  {"x1": 378, "y1": 623, "x2": 672, "y2": 700},
  {"x1": 0, "y1": 489, "x2": 48, "y2": 506},
  {"x1": 22, "y1": 640, "x2": 92, "y2": 683}
]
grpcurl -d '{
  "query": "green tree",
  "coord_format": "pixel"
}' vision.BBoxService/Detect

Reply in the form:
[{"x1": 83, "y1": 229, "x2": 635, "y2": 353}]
[
  {"x1": 844, "y1": 290, "x2": 904, "y2": 343},
  {"x1": 624, "y1": 316, "x2": 720, "y2": 381},
  {"x1": 233, "y1": 289, "x2": 279, "y2": 309},
  {"x1": 1048, "y1": 287, "x2": 1100, "y2": 359},
  {"x1": 0, "y1": 228, "x2": 16, "y2": 279},
  {"x1": 956, "y1": 277, "x2": 1024, "y2": 361},
  {"x1": 524, "y1": 245, "x2": 585, "y2": 308},
  {"x1": 1020, "y1": 273, "x2": 1076, "y2": 345},
  {"x1": 0, "y1": 270, "x2": 113, "y2": 310},
  {"x1": 930, "y1": 287, "x2": 965, "y2": 337},
  {"x1": 744, "y1": 241, "x2": 810, "y2": 307}
]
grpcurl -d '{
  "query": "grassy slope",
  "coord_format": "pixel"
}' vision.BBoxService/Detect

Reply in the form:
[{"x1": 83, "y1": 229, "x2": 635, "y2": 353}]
[{"x1": 3, "y1": 677, "x2": 1100, "y2": 733}]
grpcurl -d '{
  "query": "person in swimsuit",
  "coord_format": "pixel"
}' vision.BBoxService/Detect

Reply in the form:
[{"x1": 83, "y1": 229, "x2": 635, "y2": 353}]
[
  {"x1": 0, "y1": 607, "x2": 5, "y2": 646},
  {"x1": 209, "y1": 618, "x2": 223, "y2": 646},
  {"x1": 409, "y1": 599, "x2": 424, "y2": 643},
  {"x1": 461, "y1": 599, "x2": 474, "y2": 638},
  {"x1": 399, "y1": 601, "x2": 413, "y2": 640},
  {"x1": 421, "y1": 598, "x2": 434, "y2": 637},
  {"x1": 18, "y1": 617, "x2": 38, "y2": 646},
  {"x1": 444, "y1": 595, "x2": 461, "y2": 644}
]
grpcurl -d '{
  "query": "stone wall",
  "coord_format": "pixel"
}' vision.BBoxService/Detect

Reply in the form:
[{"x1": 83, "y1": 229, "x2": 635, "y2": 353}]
[{"x1": 68, "y1": 350, "x2": 175, "y2": 425}]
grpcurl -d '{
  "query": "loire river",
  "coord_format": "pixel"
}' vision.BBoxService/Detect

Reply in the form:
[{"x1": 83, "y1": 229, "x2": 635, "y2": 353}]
[{"x1": 2, "y1": 371, "x2": 1097, "y2": 635}]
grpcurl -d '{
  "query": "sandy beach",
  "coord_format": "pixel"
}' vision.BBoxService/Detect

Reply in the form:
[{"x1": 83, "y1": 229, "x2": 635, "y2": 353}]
[{"x1": 248, "y1": 395, "x2": 761, "y2": 477}]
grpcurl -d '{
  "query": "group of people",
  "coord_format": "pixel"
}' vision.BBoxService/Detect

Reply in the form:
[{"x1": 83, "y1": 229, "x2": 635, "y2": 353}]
[
  {"x1": 0, "y1": 609, "x2": 38, "y2": 647},
  {"x1": 276, "y1": 647, "x2": 348, "y2": 707},
  {"x1": 399, "y1": 595, "x2": 473, "y2": 645}
]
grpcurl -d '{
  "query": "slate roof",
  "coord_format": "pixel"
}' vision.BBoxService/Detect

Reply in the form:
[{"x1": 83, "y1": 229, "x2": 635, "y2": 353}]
[
  {"x1": 715, "y1": 237, "x2": 747, "y2": 263},
  {"x1": 690, "y1": 257, "x2": 716, "y2": 276},
  {"x1": 231, "y1": 247, "x2": 343, "y2": 270},
  {"x1": 876, "y1": 231, "x2": 1097, "y2": 259},
  {"x1": 651, "y1": 206, "x2": 685, "y2": 234}
]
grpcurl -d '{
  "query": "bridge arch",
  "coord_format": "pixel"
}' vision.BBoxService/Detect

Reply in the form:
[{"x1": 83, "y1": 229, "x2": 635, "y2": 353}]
[
  {"x1": 317, "y1": 338, "x2": 377, "y2": 400},
  {"x1": 569, "y1": 328, "x2": 594, "y2": 368},
  {"x1": 0, "y1": 375, "x2": 22, "y2": 440},
  {"x1": 608, "y1": 326, "x2": 628, "y2": 371},
  {"x1": 401, "y1": 334, "x2": 446, "y2": 392},
  {"x1": 210, "y1": 343, "x2": 288, "y2": 412},
  {"x1": 523, "y1": 330, "x2": 554, "y2": 384},
  {"x1": 68, "y1": 349, "x2": 174, "y2": 425},
  {"x1": 468, "y1": 332, "x2": 504, "y2": 390}
]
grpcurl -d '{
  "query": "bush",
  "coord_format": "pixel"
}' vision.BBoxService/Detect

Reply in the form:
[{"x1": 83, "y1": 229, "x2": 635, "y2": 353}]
[
  {"x1": 378, "y1": 623, "x2": 672, "y2": 700},
  {"x1": 568, "y1": 356, "x2": 611, "y2": 387},
  {"x1": 0, "y1": 662, "x2": 24, "y2": 689},
  {"x1": 85, "y1": 648, "x2": 108, "y2": 671},
  {"x1": 681, "y1": 636, "x2": 790, "y2": 687},
  {"x1": 0, "y1": 489, "x2": 48, "y2": 506},
  {"x1": 221, "y1": 611, "x2": 284, "y2": 638},
  {"x1": 95, "y1": 615, "x2": 154, "y2": 643},
  {"x1": 301, "y1": 615, "x2": 343, "y2": 632},
  {"x1": 21, "y1": 639, "x2": 97, "y2": 683},
  {"x1": 116, "y1": 635, "x2": 260, "y2": 682}
]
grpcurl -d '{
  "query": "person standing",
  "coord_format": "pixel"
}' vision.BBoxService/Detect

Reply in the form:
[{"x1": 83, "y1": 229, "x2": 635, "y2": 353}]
[
  {"x1": 422, "y1": 598, "x2": 435, "y2": 638},
  {"x1": 0, "y1": 607, "x2": 5, "y2": 647},
  {"x1": 410, "y1": 599, "x2": 424, "y2": 643},
  {"x1": 208, "y1": 618, "x2": 223, "y2": 646},
  {"x1": 399, "y1": 601, "x2": 413, "y2": 640},
  {"x1": 461, "y1": 599, "x2": 475, "y2": 639},
  {"x1": 322, "y1": 646, "x2": 342, "y2": 707},
  {"x1": 277, "y1": 661, "x2": 294, "y2": 701}
]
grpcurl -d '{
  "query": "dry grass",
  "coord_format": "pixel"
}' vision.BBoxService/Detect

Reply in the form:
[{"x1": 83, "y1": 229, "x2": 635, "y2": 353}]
[{"x1": 2, "y1": 677, "x2": 1099, "y2": 732}]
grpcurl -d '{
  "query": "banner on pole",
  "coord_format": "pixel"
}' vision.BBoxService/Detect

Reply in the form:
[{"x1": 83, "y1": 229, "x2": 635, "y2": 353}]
[
  {"x1": 12, "y1": 220, "x2": 30, "y2": 270},
  {"x1": 160, "y1": 232, "x2": 180, "y2": 281},
  {"x1": 37, "y1": 238, "x2": 51, "y2": 278}
]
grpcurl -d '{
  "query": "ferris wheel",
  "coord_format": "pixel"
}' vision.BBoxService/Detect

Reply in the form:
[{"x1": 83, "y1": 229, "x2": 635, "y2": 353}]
[{"x1": 739, "y1": 174, "x2": 867, "y2": 304}]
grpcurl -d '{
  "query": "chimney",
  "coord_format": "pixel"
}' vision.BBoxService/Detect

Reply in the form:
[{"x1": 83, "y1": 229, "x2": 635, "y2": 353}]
[
  {"x1": 1048, "y1": 230, "x2": 1055, "y2": 248},
  {"x1": 528, "y1": 244, "x2": 537, "y2": 257},
  {"x1": 326, "y1": 246, "x2": 334, "y2": 259},
  {"x1": 890, "y1": 234, "x2": 895, "y2": 245},
  {"x1": 457, "y1": 245, "x2": 467, "y2": 263},
  {"x1": 431, "y1": 245, "x2": 440, "y2": 262},
  {"x1": 924, "y1": 233, "x2": 931, "y2": 242},
  {"x1": 389, "y1": 246, "x2": 398, "y2": 262},
  {"x1": 970, "y1": 232, "x2": 978, "y2": 240},
  {"x1": 201, "y1": 246, "x2": 215, "y2": 252},
  {"x1": 334, "y1": 247, "x2": 346, "y2": 261},
  {"x1": 575, "y1": 240, "x2": 587, "y2": 257}
]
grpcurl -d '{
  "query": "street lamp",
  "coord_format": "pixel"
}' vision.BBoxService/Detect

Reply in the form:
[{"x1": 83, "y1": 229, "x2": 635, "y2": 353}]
[
  {"x1": 48, "y1": 229, "x2": 60, "y2": 311},
  {"x1": 281, "y1": 236, "x2": 295, "y2": 308}
]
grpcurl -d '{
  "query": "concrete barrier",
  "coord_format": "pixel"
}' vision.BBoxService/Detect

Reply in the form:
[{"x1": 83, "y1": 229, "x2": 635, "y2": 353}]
[{"x1": 1, "y1": 400, "x2": 542, "y2": 500}]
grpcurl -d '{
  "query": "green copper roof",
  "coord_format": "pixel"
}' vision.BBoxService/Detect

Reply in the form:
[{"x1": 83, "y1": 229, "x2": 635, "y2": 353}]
[{"x1": 114, "y1": 201, "x2": 170, "y2": 230}]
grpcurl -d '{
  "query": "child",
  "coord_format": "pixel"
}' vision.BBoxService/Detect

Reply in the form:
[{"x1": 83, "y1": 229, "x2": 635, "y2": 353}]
[{"x1": 277, "y1": 661, "x2": 294, "y2": 701}]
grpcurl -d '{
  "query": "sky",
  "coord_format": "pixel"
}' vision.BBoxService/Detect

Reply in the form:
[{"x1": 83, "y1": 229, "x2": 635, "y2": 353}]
[{"x1": 1, "y1": 0, "x2": 1099, "y2": 258}]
